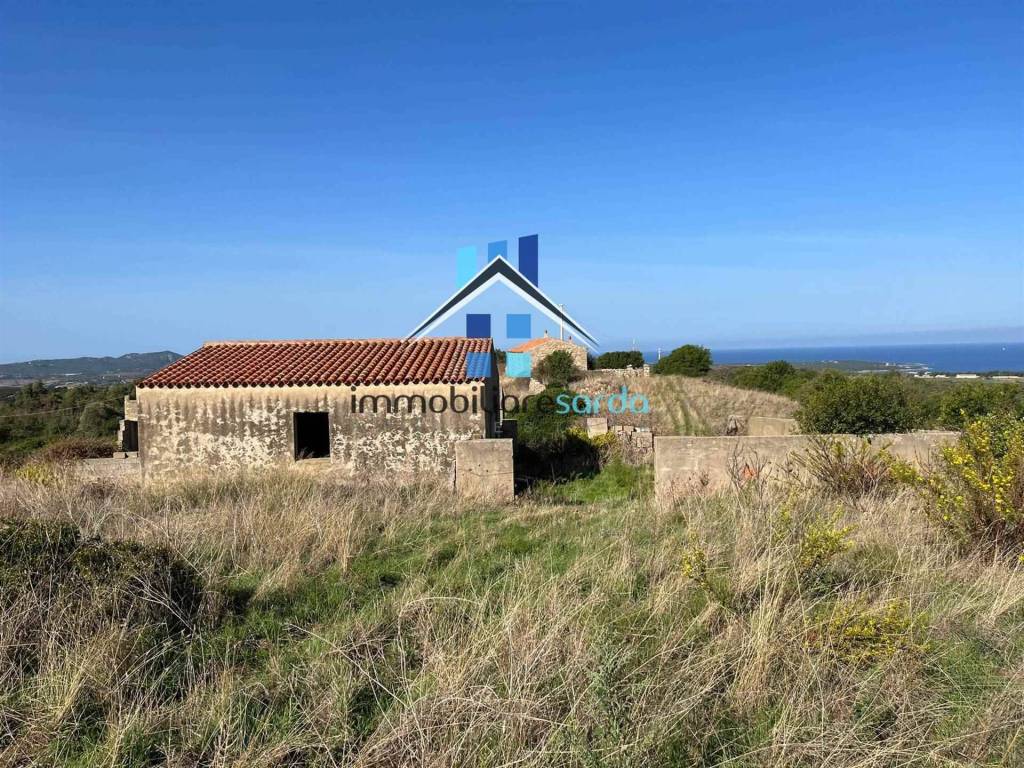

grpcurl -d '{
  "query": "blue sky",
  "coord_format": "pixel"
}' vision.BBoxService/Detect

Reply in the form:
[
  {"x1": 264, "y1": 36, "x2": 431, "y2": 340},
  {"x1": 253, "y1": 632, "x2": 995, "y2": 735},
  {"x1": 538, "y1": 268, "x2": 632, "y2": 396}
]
[{"x1": 1, "y1": 1, "x2": 1021, "y2": 361}]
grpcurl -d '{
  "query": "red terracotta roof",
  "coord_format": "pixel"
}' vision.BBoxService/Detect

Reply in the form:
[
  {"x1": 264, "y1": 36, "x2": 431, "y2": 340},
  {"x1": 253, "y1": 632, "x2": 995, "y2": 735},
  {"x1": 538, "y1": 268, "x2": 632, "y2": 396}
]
[
  {"x1": 509, "y1": 337, "x2": 557, "y2": 352},
  {"x1": 138, "y1": 337, "x2": 493, "y2": 389}
]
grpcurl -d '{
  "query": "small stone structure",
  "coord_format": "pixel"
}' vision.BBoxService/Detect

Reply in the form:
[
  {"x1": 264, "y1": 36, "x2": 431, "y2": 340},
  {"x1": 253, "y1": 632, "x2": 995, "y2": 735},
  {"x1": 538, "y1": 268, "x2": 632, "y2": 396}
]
[
  {"x1": 654, "y1": 431, "x2": 957, "y2": 501},
  {"x1": 508, "y1": 332, "x2": 588, "y2": 373},
  {"x1": 455, "y1": 439, "x2": 514, "y2": 500},
  {"x1": 585, "y1": 417, "x2": 653, "y2": 461},
  {"x1": 610, "y1": 424, "x2": 654, "y2": 456},
  {"x1": 130, "y1": 338, "x2": 499, "y2": 483}
]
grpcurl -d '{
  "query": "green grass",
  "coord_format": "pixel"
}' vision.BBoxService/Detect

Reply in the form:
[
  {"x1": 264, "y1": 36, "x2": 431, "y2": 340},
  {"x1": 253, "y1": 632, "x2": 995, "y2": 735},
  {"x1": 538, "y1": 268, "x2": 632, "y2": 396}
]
[
  {"x1": 3, "y1": 466, "x2": 1022, "y2": 766},
  {"x1": 527, "y1": 461, "x2": 652, "y2": 504}
]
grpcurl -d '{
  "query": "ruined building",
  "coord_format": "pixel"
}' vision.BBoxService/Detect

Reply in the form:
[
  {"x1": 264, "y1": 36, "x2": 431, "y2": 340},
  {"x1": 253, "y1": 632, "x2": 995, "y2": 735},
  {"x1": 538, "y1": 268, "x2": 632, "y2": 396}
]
[{"x1": 122, "y1": 337, "x2": 498, "y2": 481}]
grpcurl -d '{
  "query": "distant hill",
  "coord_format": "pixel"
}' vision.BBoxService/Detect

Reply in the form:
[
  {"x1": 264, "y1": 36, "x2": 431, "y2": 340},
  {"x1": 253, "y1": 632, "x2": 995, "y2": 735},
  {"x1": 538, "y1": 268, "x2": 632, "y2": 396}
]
[{"x1": 0, "y1": 351, "x2": 182, "y2": 386}]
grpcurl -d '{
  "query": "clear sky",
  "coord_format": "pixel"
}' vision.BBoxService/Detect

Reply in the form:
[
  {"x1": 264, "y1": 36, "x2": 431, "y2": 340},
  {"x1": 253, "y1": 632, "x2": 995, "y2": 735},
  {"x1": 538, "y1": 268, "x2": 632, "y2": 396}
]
[{"x1": 1, "y1": 1, "x2": 1022, "y2": 361}]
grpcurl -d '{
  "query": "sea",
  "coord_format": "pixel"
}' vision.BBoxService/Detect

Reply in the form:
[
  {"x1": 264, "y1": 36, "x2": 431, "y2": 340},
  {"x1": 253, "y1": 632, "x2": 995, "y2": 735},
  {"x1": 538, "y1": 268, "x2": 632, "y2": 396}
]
[{"x1": 643, "y1": 342, "x2": 1024, "y2": 374}]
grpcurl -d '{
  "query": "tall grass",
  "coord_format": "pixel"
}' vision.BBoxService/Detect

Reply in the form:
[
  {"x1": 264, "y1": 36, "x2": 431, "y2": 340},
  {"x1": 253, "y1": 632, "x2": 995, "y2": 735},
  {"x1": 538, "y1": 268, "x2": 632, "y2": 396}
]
[
  {"x1": 0, "y1": 468, "x2": 1021, "y2": 766},
  {"x1": 640, "y1": 375, "x2": 799, "y2": 435}
]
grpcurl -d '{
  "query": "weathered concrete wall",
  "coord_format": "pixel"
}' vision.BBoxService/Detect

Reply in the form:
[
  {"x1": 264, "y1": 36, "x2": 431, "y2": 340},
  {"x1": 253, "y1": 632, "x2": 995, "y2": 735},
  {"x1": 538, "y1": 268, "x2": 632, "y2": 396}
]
[
  {"x1": 137, "y1": 380, "x2": 496, "y2": 482},
  {"x1": 455, "y1": 439, "x2": 514, "y2": 500},
  {"x1": 655, "y1": 431, "x2": 956, "y2": 500},
  {"x1": 76, "y1": 455, "x2": 141, "y2": 482},
  {"x1": 747, "y1": 416, "x2": 800, "y2": 436}
]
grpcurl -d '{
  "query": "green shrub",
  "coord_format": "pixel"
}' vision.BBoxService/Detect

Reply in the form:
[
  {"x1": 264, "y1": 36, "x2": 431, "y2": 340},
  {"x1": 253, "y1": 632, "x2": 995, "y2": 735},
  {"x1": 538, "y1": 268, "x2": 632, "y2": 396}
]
[
  {"x1": 533, "y1": 350, "x2": 582, "y2": 387},
  {"x1": 937, "y1": 382, "x2": 1024, "y2": 429},
  {"x1": 514, "y1": 387, "x2": 599, "y2": 483},
  {"x1": 730, "y1": 360, "x2": 817, "y2": 397},
  {"x1": 897, "y1": 414, "x2": 1024, "y2": 554},
  {"x1": 516, "y1": 386, "x2": 576, "y2": 449},
  {"x1": 652, "y1": 344, "x2": 712, "y2": 377},
  {"x1": 797, "y1": 372, "x2": 915, "y2": 434},
  {"x1": 595, "y1": 351, "x2": 645, "y2": 369}
]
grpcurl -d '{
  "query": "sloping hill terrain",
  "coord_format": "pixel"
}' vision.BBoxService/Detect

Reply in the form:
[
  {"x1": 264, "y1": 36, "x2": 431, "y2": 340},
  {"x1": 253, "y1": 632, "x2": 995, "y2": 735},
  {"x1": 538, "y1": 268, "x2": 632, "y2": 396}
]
[
  {"x1": 0, "y1": 351, "x2": 181, "y2": 386},
  {"x1": 580, "y1": 372, "x2": 798, "y2": 435},
  {"x1": 645, "y1": 375, "x2": 798, "y2": 435}
]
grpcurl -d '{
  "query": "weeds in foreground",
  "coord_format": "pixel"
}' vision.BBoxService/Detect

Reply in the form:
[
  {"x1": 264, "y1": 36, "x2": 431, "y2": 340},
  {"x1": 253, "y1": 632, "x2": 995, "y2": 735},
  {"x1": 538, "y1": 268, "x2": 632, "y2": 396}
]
[
  {"x1": 791, "y1": 434, "x2": 898, "y2": 499},
  {"x1": 0, "y1": 469, "x2": 1021, "y2": 766}
]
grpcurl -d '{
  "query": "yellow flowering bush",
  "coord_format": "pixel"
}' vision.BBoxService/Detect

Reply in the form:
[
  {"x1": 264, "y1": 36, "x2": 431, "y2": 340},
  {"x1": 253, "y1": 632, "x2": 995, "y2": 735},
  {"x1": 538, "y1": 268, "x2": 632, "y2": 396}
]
[
  {"x1": 13, "y1": 461, "x2": 59, "y2": 485},
  {"x1": 771, "y1": 498, "x2": 854, "y2": 580},
  {"x1": 907, "y1": 414, "x2": 1024, "y2": 552},
  {"x1": 810, "y1": 599, "x2": 929, "y2": 666},
  {"x1": 797, "y1": 510, "x2": 855, "y2": 575},
  {"x1": 681, "y1": 536, "x2": 736, "y2": 609},
  {"x1": 566, "y1": 426, "x2": 623, "y2": 465}
]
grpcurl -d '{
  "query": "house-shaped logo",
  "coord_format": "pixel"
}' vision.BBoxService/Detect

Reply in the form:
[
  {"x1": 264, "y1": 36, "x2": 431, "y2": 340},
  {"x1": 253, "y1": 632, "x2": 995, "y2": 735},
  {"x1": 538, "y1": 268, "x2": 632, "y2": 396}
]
[{"x1": 407, "y1": 235, "x2": 597, "y2": 377}]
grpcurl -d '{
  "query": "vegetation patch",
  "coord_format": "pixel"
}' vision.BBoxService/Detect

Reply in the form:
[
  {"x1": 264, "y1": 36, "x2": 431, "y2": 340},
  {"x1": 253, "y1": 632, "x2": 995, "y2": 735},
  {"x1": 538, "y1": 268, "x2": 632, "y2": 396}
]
[
  {"x1": 809, "y1": 599, "x2": 930, "y2": 666},
  {"x1": 0, "y1": 460, "x2": 1021, "y2": 765},
  {"x1": 895, "y1": 413, "x2": 1024, "y2": 554}
]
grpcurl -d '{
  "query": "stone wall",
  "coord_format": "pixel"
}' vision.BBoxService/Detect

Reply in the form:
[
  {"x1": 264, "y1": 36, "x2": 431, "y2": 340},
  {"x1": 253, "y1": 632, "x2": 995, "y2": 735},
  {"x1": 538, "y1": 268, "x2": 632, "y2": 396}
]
[
  {"x1": 137, "y1": 380, "x2": 497, "y2": 482},
  {"x1": 455, "y1": 439, "x2": 514, "y2": 500},
  {"x1": 584, "y1": 417, "x2": 653, "y2": 462},
  {"x1": 520, "y1": 338, "x2": 588, "y2": 372},
  {"x1": 655, "y1": 431, "x2": 956, "y2": 501}
]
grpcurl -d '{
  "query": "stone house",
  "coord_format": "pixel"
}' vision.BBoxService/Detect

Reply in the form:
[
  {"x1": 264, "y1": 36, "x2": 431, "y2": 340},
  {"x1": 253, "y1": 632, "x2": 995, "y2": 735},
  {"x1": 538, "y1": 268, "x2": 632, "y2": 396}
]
[
  {"x1": 126, "y1": 337, "x2": 498, "y2": 482},
  {"x1": 508, "y1": 331, "x2": 588, "y2": 373}
]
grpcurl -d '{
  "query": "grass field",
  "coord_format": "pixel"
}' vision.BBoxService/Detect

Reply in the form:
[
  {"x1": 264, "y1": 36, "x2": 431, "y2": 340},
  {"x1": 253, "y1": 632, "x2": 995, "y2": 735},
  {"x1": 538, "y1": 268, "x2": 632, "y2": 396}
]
[
  {"x1": 1, "y1": 465, "x2": 1021, "y2": 767},
  {"x1": 641, "y1": 375, "x2": 799, "y2": 435}
]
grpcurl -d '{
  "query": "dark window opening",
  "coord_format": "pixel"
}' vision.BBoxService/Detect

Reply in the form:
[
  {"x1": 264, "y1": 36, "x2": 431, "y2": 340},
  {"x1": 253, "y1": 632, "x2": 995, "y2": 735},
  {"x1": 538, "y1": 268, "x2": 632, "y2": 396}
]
[{"x1": 294, "y1": 412, "x2": 330, "y2": 459}]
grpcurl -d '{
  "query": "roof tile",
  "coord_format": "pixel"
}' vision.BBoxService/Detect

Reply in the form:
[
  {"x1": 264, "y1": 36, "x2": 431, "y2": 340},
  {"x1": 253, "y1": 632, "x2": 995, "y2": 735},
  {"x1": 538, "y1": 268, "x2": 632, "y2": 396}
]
[{"x1": 138, "y1": 337, "x2": 493, "y2": 389}]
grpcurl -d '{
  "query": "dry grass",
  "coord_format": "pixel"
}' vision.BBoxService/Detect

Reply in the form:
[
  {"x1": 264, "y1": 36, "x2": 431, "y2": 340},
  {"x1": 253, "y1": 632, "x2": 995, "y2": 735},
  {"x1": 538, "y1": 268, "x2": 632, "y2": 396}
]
[
  {"x1": 0, "y1": 468, "x2": 1022, "y2": 767},
  {"x1": 639, "y1": 375, "x2": 799, "y2": 435}
]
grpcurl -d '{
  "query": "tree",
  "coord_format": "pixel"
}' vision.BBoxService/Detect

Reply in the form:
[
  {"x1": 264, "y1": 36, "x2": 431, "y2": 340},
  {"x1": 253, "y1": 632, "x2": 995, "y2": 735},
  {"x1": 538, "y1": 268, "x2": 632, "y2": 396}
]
[
  {"x1": 595, "y1": 351, "x2": 645, "y2": 369},
  {"x1": 652, "y1": 345, "x2": 712, "y2": 377},
  {"x1": 797, "y1": 372, "x2": 915, "y2": 434},
  {"x1": 534, "y1": 350, "x2": 582, "y2": 387}
]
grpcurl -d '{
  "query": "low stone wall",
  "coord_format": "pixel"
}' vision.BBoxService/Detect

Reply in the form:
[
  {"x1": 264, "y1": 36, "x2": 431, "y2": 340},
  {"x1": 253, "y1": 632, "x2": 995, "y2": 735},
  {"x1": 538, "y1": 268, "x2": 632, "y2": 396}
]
[
  {"x1": 75, "y1": 455, "x2": 142, "y2": 482},
  {"x1": 455, "y1": 439, "x2": 514, "y2": 500},
  {"x1": 654, "y1": 431, "x2": 956, "y2": 501}
]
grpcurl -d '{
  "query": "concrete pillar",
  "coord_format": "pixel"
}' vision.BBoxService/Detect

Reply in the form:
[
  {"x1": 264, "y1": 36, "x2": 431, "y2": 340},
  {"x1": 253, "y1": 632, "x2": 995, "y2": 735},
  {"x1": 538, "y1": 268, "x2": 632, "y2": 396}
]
[{"x1": 455, "y1": 439, "x2": 514, "y2": 500}]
